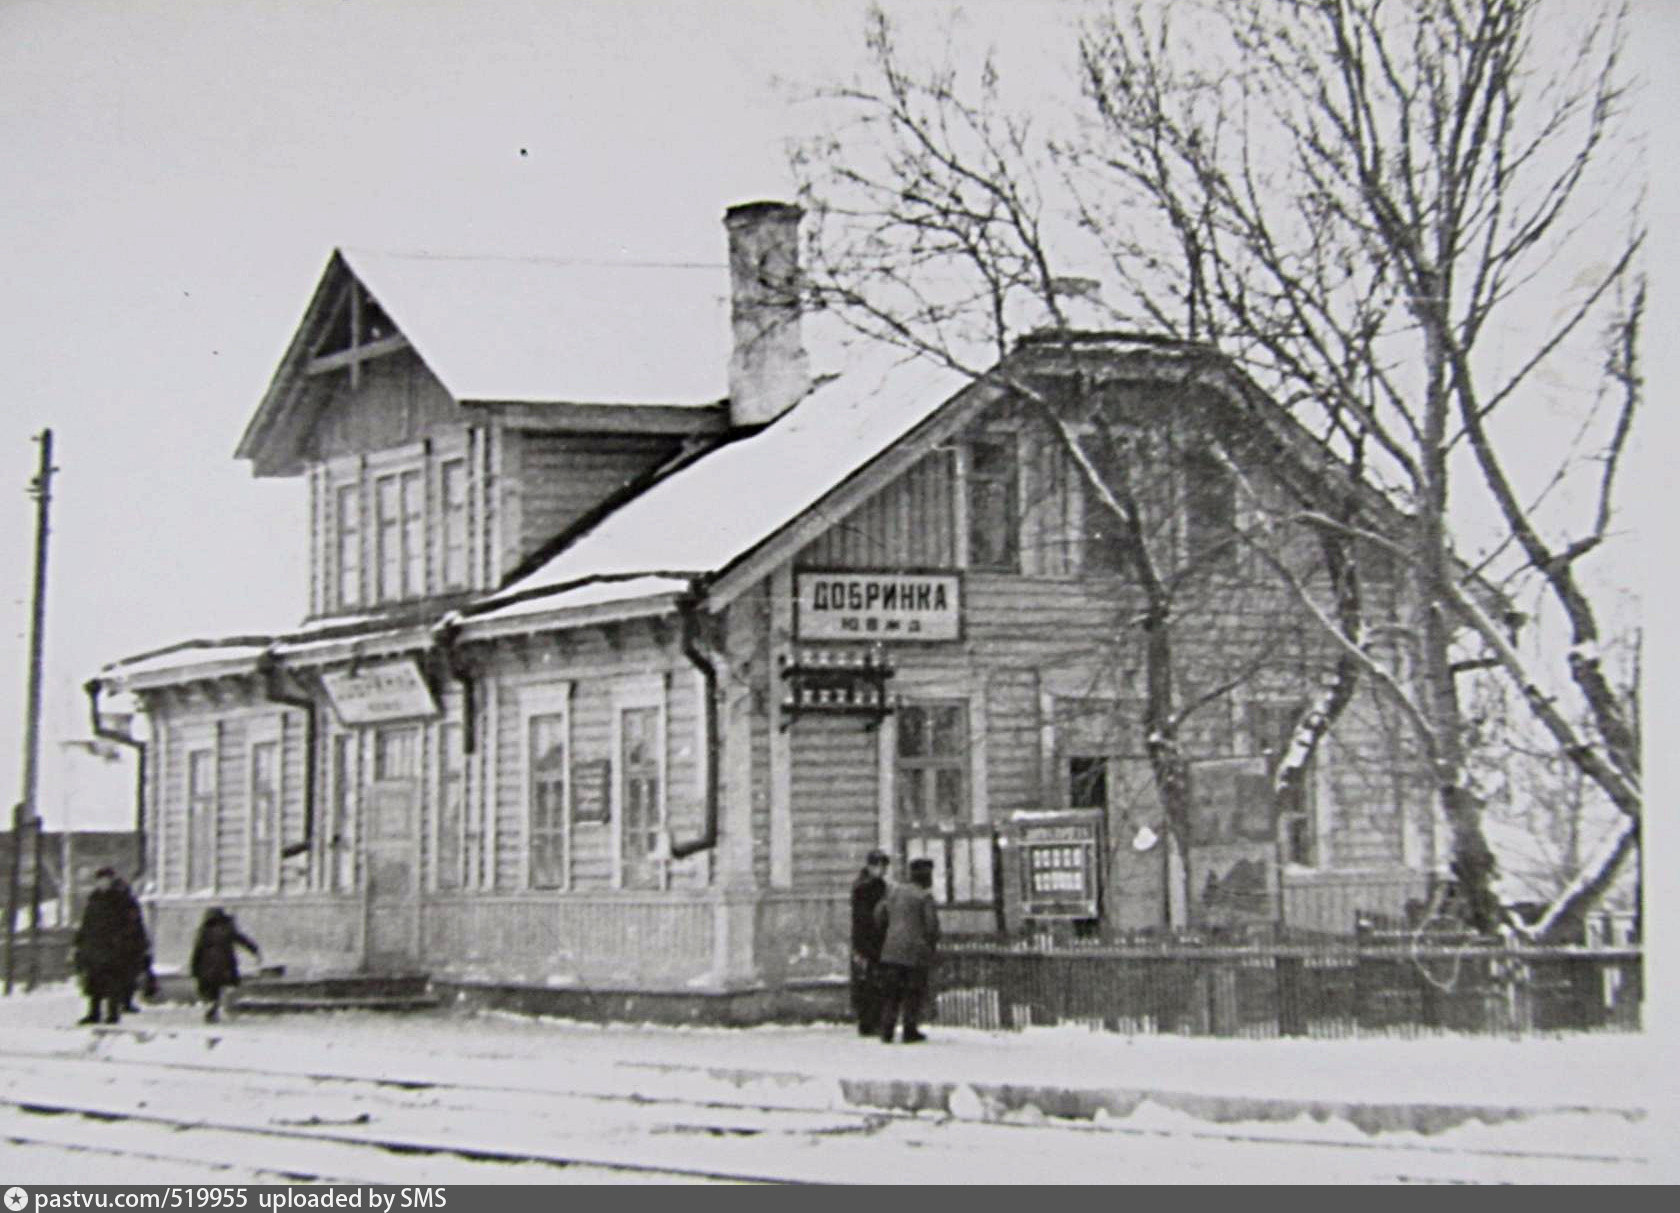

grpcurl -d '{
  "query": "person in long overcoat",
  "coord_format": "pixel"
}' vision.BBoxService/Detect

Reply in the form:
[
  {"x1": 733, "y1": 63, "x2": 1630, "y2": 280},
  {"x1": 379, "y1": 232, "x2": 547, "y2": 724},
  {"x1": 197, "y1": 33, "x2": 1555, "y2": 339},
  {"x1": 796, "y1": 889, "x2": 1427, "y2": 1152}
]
[
  {"x1": 874, "y1": 857, "x2": 941, "y2": 1043},
  {"x1": 72, "y1": 867, "x2": 150, "y2": 1025},
  {"x1": 189, "y1": 907, "x2": 261, "y2": 1023},
  {"x1": 110, "y1": 875, "x2": 154, "y2": 1013},
  {"x1": 849, "y1": 849, "x2": 891, "y2": 1036}
]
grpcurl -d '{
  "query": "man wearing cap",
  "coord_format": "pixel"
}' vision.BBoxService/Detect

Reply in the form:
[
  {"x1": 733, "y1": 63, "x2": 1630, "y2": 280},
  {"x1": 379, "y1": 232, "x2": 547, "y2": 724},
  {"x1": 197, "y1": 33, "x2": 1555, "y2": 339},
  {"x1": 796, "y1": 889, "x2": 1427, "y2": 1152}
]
[
  {"x1": 72, "y1": 867, "x2": 150, "y2": 1025},
  {"x1": 874, "y1": 856, "x2": 941, "y2": 1043},
  {"x1": 849, "y1": 849, "x2": 891, "y2": 1036}
]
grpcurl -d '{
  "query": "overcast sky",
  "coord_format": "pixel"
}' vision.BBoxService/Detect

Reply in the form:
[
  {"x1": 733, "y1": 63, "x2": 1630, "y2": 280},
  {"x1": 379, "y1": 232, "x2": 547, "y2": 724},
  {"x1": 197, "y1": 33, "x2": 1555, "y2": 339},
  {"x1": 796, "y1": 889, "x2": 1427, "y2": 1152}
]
[
  {"x1": 0, "y1": 0, "x2": 1671, "y2": 834},
  {"x1": 0, "y1": 0, "x2": 1068, "y2": 828}
]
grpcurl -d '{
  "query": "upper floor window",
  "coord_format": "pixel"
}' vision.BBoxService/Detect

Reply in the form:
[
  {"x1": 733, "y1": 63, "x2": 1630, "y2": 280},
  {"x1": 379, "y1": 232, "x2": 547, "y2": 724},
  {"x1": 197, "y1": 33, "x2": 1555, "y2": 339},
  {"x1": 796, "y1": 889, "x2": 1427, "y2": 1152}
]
[
  {"x1": 335, "y1": 484, "x2": 362, "y2": 609},
  {"x1": 967, "y1": 438, "x2": 1019, "y2": 572},
  {"x1": 325, "y1": 449, "x2": 475, "y2": 614},
  {"x1": 1183, "y1": 451, "x2": 1237, "y2": 571},
  {"x1": 376, "y1": 467, "x2": 426, "y2": 601},
  {"x1": 441, "y1": 458, "x2": 469, "y2": 590},
  {"x1": 376, "y1": 470, "x2": 425, "y2": 602},
  {"x1": 1078, "y1": 438, "x2": 1130, "y2": 577}
]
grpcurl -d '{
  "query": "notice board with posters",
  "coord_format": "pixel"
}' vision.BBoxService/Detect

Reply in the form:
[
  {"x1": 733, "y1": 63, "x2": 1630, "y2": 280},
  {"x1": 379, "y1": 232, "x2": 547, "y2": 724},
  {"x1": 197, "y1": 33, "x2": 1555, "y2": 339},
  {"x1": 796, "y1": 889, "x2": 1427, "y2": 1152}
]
[{"x1": 1010, "y1": 809, "x2": 1104, "y2": 920}]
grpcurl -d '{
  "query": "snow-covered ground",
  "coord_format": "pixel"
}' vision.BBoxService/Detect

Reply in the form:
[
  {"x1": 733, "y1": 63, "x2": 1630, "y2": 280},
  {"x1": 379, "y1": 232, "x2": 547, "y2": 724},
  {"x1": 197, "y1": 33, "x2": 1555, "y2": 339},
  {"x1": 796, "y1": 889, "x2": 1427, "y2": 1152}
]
[{"x1": 0, "y1": 982, "x2": 1672, "y2": 1183}]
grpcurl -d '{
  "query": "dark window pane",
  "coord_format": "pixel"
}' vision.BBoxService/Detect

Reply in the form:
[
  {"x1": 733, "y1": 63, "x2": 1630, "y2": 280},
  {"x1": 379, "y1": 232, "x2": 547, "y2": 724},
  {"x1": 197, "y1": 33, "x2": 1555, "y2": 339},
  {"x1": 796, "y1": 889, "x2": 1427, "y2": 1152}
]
[
  {"x1": 1068, "y1": 756, "x2": 1108, "y2": 808},
  {"x1": 930, "y1": 705, "x2": 964, "y2": 756},
  {"x1": 968, "y1": 439, "x2": 1018, "y2": 570},
  {"x1": 897, "y1": 770, "x2": 925, "y2": 822},
  {"x1": 934, "y1": 768, "x2": 964, "y2": 820},
  {"x1": 1185, "y1": 452, "x2": 1236, "y2": 570},
  {"x1": 897, "y1": 705, "x2": 926, "y2": 759}
]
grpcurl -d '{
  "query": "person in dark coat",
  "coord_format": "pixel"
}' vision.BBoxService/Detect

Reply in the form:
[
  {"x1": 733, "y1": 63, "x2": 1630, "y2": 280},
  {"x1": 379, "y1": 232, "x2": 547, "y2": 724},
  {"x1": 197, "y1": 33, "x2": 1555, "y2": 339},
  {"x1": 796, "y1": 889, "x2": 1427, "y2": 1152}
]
[
  {"x1": 110, "y1": 875, "x2": 154, "y2": 1013},
  {"x1": 189, "y1": 907, "x2": 261, "y2": 1023},
  {"x1": 849, "y1": 849, "x2": 891, "y2": 1036},
  {"x1": 72, "y1": 867, "x2": 150, "y2": 1025},
  {"x1": 874, "y1": 857, "x2": 941, "y2": 1043}
]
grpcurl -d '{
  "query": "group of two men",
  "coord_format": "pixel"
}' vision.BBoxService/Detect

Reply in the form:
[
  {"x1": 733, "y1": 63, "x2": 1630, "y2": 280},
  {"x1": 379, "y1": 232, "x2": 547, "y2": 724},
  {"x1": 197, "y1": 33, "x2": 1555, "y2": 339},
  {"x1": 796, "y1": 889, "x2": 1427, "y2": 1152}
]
[{"x1": 850, "y1": 850, "x2": 940, "y2": 1043}]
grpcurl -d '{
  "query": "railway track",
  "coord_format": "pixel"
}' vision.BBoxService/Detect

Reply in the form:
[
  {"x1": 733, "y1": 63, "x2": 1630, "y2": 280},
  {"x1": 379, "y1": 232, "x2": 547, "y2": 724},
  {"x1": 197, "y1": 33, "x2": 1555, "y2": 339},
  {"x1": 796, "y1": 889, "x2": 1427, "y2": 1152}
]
[{"x1": 0, "y1": 1040, "x2": 1654, "y2": 1184}]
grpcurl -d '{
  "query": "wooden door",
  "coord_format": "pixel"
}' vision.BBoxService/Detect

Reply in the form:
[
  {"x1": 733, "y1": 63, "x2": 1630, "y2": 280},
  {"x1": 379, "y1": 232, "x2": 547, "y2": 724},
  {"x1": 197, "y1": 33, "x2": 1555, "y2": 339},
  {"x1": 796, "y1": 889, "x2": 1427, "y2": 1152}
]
[{"x1": 363, "y1": 727, "x2": 421, "y2": 973}]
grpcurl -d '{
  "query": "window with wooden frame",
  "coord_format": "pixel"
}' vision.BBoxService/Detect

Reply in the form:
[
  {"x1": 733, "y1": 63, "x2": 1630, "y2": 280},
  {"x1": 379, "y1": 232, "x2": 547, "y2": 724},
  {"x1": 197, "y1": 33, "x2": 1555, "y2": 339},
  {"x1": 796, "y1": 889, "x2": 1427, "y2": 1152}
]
[
  {"x1": 375, "y1": 470, "x2": 425, "y2": 602},
  {"x1": 966, "y1": 437, "x2": 1019, "y2": 572},
  {"x1": 896, "y1": 701, "x2": 969, "y2": 826},
  {"x1": 1056, "y1": 697, "x2": 1128, "y2": 810},
  {"x1": 1244, "y1": 700, "x2": 1316, "y2": 866},
  {"x1": 401, "y1": 469, "x2": 424, "y2": 596},
  {"x1": 187, "y1": 749, "x2": 216, "y2": 892},
  {"x1": 440, "y1": 458, "x2": 470, "y2": 591},
  {"x1": 618, "y1": 705, "x2": 664, "y2": 890},
  {"x1": 335, "y1": 483, "x2": 362, "y2": 609},
  {"x1": 1067, "y1": 755, "x2": 1109, "y2": 810},
  {"x1": 1077, "y1": 436, "x2": 1131, "y2": 578},
  {"x1": 437, "y1": 721, "x2": 465, "y2": 890},
  {"x1": 1183, "y1": 450, "x2": 1238, "y2": 572},
  {"x1": 249, "y1": 739, "x2": 279, "y2": 889},
  {"x1": 527, "y1": 713, "x2": 568, "y2": 889}
]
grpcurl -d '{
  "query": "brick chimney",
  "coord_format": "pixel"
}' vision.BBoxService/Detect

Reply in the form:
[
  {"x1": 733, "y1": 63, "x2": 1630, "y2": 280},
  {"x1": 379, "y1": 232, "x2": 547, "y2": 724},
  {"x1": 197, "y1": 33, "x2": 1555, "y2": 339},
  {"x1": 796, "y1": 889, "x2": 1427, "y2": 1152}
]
[{"x1": 724, "y1": 200, "x2": 810, "y2": 428}]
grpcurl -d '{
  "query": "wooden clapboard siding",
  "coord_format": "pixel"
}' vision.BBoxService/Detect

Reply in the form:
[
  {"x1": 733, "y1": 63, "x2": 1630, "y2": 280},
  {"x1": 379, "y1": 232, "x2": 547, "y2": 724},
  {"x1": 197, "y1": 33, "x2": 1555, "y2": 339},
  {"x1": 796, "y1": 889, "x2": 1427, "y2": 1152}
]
[
  {"x1": 158, "y1": 717, "x2": 205, "y2": 894},
  {"x1": 306, "y1": 348, "x2": 467, "y2": 462},
  {"x1": 421, "y1": 895, "x2": 714, "y2": 988},
  {"x1": 985, "y1": 667, "x2": 1042, "y2": 816},
  {"x1": 663, "y1": 667, "x2": 709, "y2": 889},
  {"x1": 482, "y1": 625, "x2": 703, "y2": 893},
  {"x1": 796, "y1": 450, "x2": 956, "y2": 569},
  {"x1": 1319, "y1": 686, "x2": 1417, "y2": 869},
  {"x1": 515, "y1": 432, "x2": 678, "y2": 567},
  {"x1": 489, "y1": 675, "x2": 523, "y2": 890},
  {"x1": 149, "y1": 895, "x2": 362, "y2": 976},
  {"x1": 789, "y1": 716, "x2": 878, "y2": 890}
]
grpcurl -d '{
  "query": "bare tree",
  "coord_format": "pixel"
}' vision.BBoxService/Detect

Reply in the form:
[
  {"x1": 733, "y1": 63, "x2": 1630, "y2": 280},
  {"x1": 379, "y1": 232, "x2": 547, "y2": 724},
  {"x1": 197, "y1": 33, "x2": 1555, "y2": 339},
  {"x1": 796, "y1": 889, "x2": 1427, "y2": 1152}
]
[
  {"x1": 793, "y1": 0, "x2": 1641, "y2": 937},
  {"x1": 792, "y1": 11, "x2": 1385, "y2": 926}
]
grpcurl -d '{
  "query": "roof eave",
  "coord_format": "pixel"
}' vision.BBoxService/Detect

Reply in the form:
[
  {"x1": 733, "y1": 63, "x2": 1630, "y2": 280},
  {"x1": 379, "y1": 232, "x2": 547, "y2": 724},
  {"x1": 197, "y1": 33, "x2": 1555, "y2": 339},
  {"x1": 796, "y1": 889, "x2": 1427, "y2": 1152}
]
[{"x1": 466, "y1": 399, "x2": 731, "y2": 435}]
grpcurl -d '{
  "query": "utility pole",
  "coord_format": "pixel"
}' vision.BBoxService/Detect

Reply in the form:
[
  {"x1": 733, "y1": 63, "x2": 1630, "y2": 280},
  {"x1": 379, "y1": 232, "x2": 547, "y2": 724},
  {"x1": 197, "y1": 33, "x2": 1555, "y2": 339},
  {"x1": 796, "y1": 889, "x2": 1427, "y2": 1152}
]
[{"x1": 5, "y1": 430, "x2": 55, "y2": 995}]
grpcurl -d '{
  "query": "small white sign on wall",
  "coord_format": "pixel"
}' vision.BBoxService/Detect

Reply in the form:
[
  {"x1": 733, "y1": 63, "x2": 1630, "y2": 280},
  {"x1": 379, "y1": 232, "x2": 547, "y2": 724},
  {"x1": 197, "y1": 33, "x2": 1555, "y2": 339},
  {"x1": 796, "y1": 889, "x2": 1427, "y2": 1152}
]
[{"x1": 322, "y1": 659, "x2": 440, "y2": 725}]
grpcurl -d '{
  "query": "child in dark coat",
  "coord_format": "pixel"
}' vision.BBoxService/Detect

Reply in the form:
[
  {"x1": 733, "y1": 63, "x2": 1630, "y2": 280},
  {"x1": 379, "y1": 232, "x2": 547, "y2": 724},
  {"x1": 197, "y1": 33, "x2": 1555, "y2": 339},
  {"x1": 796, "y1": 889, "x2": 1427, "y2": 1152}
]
[{"x1": 189, "y1": 907, "x2": 261, "y2": 1023}]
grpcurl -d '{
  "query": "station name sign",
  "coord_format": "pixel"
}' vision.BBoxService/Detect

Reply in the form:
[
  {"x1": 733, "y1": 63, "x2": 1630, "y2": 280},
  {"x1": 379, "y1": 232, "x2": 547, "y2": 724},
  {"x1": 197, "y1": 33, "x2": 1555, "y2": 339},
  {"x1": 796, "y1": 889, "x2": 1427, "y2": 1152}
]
[
  {"x1": 794, "y1": 571, "x2": 962, "y2": 642},
  {"x1": 322, "y1": 658, "x2": 440, "y2": 725}
]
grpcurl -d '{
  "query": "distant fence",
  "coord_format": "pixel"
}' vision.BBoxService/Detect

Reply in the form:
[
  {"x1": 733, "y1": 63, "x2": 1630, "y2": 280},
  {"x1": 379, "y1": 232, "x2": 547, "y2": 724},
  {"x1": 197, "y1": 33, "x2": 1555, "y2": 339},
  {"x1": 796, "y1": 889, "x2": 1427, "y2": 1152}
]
[
  {"x1": 933, "y1": 939, "x2": 1642, "y2": 1037},
  {"x1": 1, "y1": 927, "x2": 74, "y2": 988}
]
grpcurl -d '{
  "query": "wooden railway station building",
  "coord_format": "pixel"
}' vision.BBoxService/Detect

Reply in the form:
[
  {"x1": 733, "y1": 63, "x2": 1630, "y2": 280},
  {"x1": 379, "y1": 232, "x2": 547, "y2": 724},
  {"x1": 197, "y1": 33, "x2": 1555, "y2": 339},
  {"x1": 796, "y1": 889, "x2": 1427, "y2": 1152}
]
[{"x1": 94, "y1": 202, "x2": 1443, "y2": 1019}]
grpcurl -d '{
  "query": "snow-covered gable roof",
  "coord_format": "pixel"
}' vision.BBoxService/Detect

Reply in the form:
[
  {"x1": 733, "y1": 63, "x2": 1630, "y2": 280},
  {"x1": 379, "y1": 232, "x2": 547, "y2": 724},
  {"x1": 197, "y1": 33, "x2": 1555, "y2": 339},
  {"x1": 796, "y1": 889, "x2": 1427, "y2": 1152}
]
[
  {"x1": 339, "y1": 250, "x2": 734, "y2": 406},
  {"x1": 465, "y1": 351, "x2": 974, "y2": 622}
]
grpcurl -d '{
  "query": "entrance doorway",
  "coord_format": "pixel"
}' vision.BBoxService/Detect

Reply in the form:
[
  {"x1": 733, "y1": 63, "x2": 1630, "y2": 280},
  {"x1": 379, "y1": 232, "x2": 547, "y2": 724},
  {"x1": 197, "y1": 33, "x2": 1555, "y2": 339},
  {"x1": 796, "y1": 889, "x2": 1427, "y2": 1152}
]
[{"x1": 363, "y1": 726, "x2": 421, "y2": 973}]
